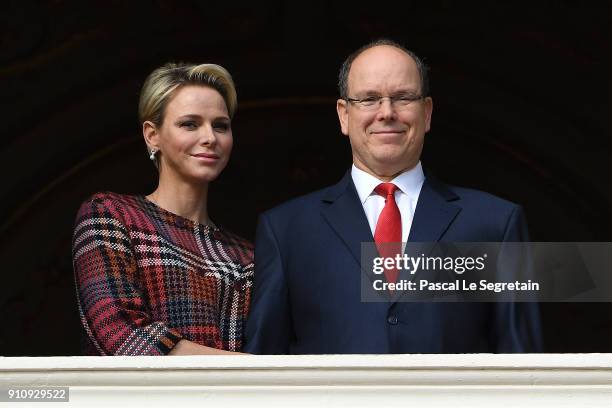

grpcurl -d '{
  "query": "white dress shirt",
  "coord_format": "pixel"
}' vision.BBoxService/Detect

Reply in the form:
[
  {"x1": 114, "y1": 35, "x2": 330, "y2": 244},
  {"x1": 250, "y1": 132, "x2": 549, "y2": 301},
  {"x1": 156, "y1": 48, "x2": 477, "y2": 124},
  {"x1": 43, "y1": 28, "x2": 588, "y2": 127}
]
[{"x1": 351, "y1": 162, "x2": 425, "y2": 243}]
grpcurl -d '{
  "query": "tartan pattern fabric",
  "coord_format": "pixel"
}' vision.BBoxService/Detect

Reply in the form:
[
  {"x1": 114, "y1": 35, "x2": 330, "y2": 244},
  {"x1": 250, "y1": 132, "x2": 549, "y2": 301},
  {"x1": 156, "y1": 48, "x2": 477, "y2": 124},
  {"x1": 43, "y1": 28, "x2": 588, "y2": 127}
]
[{"x1": 72, "y1": 192, "x2": 253, "y2": 355}]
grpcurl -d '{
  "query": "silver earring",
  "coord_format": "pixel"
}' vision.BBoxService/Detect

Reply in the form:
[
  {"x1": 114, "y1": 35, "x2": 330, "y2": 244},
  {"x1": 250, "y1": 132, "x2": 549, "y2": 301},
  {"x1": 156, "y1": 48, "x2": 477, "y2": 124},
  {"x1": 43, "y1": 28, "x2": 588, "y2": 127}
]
[{"x1": 149, "y1": 149, "x2": 158, "y2": 161}]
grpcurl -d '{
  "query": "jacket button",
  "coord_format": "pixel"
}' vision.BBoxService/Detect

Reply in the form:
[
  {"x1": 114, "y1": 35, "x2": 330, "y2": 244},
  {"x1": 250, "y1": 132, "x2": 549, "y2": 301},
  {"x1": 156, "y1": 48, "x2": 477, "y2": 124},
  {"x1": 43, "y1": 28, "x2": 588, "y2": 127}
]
[{"x1": 387, "y1": 315, "x2": 398, "y2": 325}]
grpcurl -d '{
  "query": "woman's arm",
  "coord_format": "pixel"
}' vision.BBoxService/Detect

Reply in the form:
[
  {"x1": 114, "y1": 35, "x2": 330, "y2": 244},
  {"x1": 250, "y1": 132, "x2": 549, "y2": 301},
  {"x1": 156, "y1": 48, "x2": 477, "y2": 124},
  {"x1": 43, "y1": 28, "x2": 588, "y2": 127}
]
[
  {"x1": 169, "y1": 339, "x2": 245, "y2": 355},
  {"x1": 73, "y1": 195, "x2": 184, "y2": 355}
]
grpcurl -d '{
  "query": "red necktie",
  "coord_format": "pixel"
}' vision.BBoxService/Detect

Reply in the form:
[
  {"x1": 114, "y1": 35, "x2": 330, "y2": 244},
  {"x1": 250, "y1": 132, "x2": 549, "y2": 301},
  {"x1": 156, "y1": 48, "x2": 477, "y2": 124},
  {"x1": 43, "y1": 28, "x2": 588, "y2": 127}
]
[{"x1": 374, "y1": 183, "x2": 402, "y2": 284}]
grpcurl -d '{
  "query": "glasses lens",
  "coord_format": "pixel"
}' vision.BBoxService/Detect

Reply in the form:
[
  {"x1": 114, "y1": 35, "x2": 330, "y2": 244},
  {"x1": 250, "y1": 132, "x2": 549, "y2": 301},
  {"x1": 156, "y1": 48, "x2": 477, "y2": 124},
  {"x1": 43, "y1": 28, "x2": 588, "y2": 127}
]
[{"x1": 360, "y1": 97, "x2": 378, "y2": 107}]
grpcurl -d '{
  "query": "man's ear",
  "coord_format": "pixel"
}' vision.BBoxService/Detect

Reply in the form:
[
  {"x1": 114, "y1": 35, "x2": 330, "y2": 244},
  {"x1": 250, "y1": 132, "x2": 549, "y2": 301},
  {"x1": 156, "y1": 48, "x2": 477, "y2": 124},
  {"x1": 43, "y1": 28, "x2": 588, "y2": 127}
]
[
  {"x1": 143, "y1": 121, "x2": 159, "y2": 150},
  {"x1": 336, "y1": 99, "x2": 349, "y2": 136},
  {"x1": 423, "y1": 97, "x2": 433, "y2": 132}
]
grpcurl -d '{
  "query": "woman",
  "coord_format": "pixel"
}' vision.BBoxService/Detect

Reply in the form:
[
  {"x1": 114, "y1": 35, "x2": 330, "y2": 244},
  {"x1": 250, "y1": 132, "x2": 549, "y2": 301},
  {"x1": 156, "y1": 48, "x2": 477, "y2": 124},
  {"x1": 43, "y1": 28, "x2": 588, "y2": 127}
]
[{"x1": 73, "y1": 62, "x2": 252, "y2": 355}]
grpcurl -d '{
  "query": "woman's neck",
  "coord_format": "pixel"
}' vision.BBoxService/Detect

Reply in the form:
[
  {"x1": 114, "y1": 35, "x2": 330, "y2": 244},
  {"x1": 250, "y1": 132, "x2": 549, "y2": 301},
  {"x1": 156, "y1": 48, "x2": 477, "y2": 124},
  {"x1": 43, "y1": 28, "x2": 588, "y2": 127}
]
[{"x1": 147, "y1": 175, "x2": 210, "y2": 226}]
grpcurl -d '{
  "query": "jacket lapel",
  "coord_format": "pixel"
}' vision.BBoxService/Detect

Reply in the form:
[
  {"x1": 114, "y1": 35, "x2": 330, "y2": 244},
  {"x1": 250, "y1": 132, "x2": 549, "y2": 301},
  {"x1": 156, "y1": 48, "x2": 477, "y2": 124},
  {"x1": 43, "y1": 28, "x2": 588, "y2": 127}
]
[
  {"x1": 319, "y1": 171, "x2": 464, "y2": 307},
  {"x1": 320, "y1": 171, "x2": 373, "y2": 266},
  {"x1": 408, "y1": 177, "x2": 461, "y2": 242},
  {"x1": 391, "y1": 177, "x2": 462, "y2": 303},
  {"x1": 319, "y1": 173, "x2": 463, "y2": 264}
]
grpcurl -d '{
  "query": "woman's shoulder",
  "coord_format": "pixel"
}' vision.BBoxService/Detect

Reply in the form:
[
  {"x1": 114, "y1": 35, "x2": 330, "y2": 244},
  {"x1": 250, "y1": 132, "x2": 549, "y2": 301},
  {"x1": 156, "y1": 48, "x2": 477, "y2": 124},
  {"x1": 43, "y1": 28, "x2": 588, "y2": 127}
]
[
  {"x1": 78, "y1": 191, "x2": 150, "y2": 212},
  {"x1": 82, "y1": 191, "x2": 140, "y2": 208},
  {"x1": 75, "y1": 192, "x2": 146, "y2": 224},
  {"x1": 212, "y1": 228, "x2": 254, "y2": 264},
  {"x1": 215, "y1": 228, "x2": 253, "y2": 249}
]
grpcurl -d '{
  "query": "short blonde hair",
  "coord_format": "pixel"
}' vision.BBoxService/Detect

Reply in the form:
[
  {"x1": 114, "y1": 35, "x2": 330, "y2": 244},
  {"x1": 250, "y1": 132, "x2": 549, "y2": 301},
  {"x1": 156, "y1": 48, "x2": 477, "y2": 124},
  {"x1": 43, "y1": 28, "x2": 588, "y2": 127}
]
[{"x1": 138, "y1": 62, "x2": 237, "y2": 126}]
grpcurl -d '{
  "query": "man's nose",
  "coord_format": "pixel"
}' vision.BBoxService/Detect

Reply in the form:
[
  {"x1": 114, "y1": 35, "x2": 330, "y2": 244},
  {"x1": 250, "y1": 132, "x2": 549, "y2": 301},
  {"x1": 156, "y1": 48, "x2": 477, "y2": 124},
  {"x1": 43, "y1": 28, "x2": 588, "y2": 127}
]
[{"x1": 377, "y1": 97, "x2": 396, "y2": 120}]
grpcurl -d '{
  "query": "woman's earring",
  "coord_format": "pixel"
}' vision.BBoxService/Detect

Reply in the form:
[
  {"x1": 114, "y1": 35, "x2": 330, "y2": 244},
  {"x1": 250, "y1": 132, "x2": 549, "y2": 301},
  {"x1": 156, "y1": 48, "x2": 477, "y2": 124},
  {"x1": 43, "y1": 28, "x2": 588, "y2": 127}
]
[{"x1": 149, "y1": 148, "x2": 158, "y2": 161}]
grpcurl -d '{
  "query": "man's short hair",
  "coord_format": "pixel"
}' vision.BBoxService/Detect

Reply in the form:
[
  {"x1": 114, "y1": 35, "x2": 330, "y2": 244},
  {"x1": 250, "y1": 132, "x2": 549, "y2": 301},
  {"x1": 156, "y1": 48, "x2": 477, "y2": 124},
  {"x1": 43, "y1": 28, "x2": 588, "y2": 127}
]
[{"x1": 338, "y1": 39, "x2": 430, "y2": 99}]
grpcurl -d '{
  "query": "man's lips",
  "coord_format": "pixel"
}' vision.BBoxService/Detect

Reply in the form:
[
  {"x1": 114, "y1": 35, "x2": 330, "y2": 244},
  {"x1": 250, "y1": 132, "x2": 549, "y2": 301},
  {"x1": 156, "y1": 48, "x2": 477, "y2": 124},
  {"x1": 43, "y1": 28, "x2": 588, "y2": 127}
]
[{"x1": 370, "y1": 129, "x2": 406, "y2": 135}]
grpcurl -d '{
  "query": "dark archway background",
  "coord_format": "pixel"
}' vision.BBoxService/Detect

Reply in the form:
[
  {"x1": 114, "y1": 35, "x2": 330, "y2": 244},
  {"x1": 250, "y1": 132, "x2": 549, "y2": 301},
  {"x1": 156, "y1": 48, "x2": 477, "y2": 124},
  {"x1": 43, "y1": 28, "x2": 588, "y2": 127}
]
[{"x1": 1, "y1": 1, "x2": 610, "y2": 355}]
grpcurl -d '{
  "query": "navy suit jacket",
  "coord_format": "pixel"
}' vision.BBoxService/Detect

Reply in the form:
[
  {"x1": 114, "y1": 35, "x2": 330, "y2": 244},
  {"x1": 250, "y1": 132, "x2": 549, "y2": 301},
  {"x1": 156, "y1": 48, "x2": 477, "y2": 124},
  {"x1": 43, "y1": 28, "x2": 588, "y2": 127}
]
[{"x1": 245, "y1": 171, "x2": 543, "y2": 354}]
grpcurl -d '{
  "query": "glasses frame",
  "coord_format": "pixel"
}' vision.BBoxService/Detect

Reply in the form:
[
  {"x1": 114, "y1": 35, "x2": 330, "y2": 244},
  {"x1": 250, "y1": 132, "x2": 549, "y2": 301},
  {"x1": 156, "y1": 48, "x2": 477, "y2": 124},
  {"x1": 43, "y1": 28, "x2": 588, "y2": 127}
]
[{"x1": 345, "y1": 94, "x2": 426, "y2": 110}]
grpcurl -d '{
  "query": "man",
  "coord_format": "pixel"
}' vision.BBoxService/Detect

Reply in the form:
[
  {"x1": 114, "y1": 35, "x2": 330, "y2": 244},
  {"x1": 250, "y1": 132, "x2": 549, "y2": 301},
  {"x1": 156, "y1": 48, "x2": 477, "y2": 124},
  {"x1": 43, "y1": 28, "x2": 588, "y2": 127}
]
[{"x1": 245, "y1": 39, "x2": 542, "y2": 354}]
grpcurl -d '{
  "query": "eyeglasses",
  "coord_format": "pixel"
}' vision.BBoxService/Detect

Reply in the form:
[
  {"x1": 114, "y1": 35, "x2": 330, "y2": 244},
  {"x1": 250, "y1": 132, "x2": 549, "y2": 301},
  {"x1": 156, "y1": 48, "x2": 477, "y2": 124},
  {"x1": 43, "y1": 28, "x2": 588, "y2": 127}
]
[{"x1": 345, "y1": 94, "x2": 426, "y2": 110}]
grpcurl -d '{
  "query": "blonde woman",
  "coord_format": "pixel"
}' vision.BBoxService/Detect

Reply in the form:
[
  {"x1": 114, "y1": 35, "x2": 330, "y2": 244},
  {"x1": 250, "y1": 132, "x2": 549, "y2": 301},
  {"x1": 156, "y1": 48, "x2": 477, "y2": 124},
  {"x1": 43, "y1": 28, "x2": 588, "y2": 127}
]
[{"x1": 73, "y1": 63, "x2": 252, "y2": 355}]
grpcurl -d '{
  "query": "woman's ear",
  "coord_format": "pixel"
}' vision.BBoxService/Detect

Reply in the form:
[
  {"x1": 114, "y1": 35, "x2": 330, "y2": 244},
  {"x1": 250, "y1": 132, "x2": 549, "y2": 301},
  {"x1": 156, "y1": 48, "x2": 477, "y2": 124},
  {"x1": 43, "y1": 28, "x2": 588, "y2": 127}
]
[{"x1": 143, "y1": 121, "x2": 159, "y2": 150}]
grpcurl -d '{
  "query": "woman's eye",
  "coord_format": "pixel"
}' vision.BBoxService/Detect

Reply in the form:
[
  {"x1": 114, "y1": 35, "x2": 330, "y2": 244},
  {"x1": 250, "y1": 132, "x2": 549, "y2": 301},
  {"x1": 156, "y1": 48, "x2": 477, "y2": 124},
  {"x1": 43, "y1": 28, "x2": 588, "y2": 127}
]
[
  {"x1": 180, "y1": 121, "x2": 197, "y2": 130},
  {"x1": 213, "y1": 122, "x2": 230, "y2": 132}
]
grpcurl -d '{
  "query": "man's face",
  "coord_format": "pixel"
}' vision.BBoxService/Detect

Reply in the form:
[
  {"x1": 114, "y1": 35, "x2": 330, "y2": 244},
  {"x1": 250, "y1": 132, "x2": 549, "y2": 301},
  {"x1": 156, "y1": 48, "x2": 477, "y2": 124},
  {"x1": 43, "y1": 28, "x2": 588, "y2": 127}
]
[{"x1": 337, "y1": 45, "x2": 433, "y2": 180}]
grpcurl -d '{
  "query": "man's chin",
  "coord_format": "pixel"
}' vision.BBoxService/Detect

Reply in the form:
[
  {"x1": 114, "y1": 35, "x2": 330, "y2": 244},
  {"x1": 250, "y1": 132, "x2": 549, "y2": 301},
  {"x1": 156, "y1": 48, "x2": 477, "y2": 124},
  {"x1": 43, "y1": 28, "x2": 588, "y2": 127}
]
[{"x1": 370, "y1": 159, "x2": 418, "y2": 178}]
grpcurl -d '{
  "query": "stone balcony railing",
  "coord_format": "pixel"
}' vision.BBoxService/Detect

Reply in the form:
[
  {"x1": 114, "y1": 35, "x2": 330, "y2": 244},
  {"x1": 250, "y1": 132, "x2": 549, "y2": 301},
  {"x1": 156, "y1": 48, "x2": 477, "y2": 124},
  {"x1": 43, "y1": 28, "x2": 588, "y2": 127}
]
[{"x1": 2, "y1": 354, "x2": 612, "y2": 407}]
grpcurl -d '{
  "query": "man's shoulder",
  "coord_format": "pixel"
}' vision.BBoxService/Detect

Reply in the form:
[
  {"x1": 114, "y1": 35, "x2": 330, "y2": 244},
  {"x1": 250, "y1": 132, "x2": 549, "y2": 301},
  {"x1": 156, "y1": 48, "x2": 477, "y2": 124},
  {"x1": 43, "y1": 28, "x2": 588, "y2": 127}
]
[
  {"x1": 433, "y1": 179, "x2": 521, "y2": 218},
  {"x1": 424, "y1": 179, "x2": 527, "y2": 239},
  {"x1": 452, "y1": 185, "x2": 517, "y2": 206},
  {"x1": 262, "y1": 185, "x2": 334, "y2": 219}
]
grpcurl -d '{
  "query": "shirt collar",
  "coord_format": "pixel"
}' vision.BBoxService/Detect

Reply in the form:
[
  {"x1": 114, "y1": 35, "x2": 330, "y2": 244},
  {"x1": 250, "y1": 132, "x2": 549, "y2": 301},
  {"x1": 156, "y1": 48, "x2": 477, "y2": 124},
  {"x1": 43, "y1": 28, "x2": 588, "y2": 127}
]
[{"x1": 351, "y1": 162, "x2": 425, "y2": 204}]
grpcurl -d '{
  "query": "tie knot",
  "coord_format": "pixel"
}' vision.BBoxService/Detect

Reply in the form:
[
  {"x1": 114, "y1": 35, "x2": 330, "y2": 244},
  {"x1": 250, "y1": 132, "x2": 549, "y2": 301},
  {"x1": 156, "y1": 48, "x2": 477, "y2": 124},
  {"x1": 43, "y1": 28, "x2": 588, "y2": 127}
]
[{"x1": 374, "y1": 183, "x2": 398, "y2": 197}]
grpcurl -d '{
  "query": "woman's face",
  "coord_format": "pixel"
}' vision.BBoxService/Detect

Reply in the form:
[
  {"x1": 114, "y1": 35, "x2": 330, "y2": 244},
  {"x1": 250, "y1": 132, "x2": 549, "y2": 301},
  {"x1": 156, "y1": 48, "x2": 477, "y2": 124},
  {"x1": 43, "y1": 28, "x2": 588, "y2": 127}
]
[{"x1": 153, "y1": 85, "x2": 233, "y2": 184}]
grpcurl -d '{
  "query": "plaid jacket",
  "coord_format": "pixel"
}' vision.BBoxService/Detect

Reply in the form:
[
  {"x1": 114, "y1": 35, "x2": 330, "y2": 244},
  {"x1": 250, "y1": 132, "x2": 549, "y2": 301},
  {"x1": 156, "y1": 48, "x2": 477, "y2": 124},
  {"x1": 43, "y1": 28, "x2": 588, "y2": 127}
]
[{"x1": 72, "y1": 192, "x2": 253, "y2": 355}]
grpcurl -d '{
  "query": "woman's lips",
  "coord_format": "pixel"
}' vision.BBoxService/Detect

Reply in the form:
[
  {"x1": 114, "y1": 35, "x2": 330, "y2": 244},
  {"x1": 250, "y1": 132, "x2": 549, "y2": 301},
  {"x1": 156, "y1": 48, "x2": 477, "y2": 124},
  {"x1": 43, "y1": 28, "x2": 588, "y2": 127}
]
[{"x1": 191, "y1": 153, "x2": 220, "y2": 162}]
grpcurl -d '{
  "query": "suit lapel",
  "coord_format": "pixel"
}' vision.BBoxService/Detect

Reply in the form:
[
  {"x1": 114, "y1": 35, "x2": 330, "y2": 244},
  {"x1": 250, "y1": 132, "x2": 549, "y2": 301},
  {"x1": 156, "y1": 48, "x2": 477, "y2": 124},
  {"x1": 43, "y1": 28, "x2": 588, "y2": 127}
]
[
  {"x1": 319, "y1": 173, "x2": 462, "y2": 263},
  {"x1": 391, "y1": 177, "x2": 462, "y2": 304},
  {"x1": 408, "y1": 177, "x2": 461, "y2": 242},
  {"x1": 319, "y1": 172, "x2": 463, "y2": 307},
  {"x1": 320, "y1": 171, "x2": 373, "y2": 266}
]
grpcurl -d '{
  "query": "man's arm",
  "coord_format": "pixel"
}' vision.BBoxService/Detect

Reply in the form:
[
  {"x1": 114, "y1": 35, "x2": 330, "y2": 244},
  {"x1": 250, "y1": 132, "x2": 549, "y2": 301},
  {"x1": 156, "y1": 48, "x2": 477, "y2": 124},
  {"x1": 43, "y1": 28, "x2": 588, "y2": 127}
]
[
  {"x1": 244, "y1": 213, "x2": 293, "y2": 354},
  {"x1": 495, "y1": 205, "x2": 544, "y2": 353}
]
